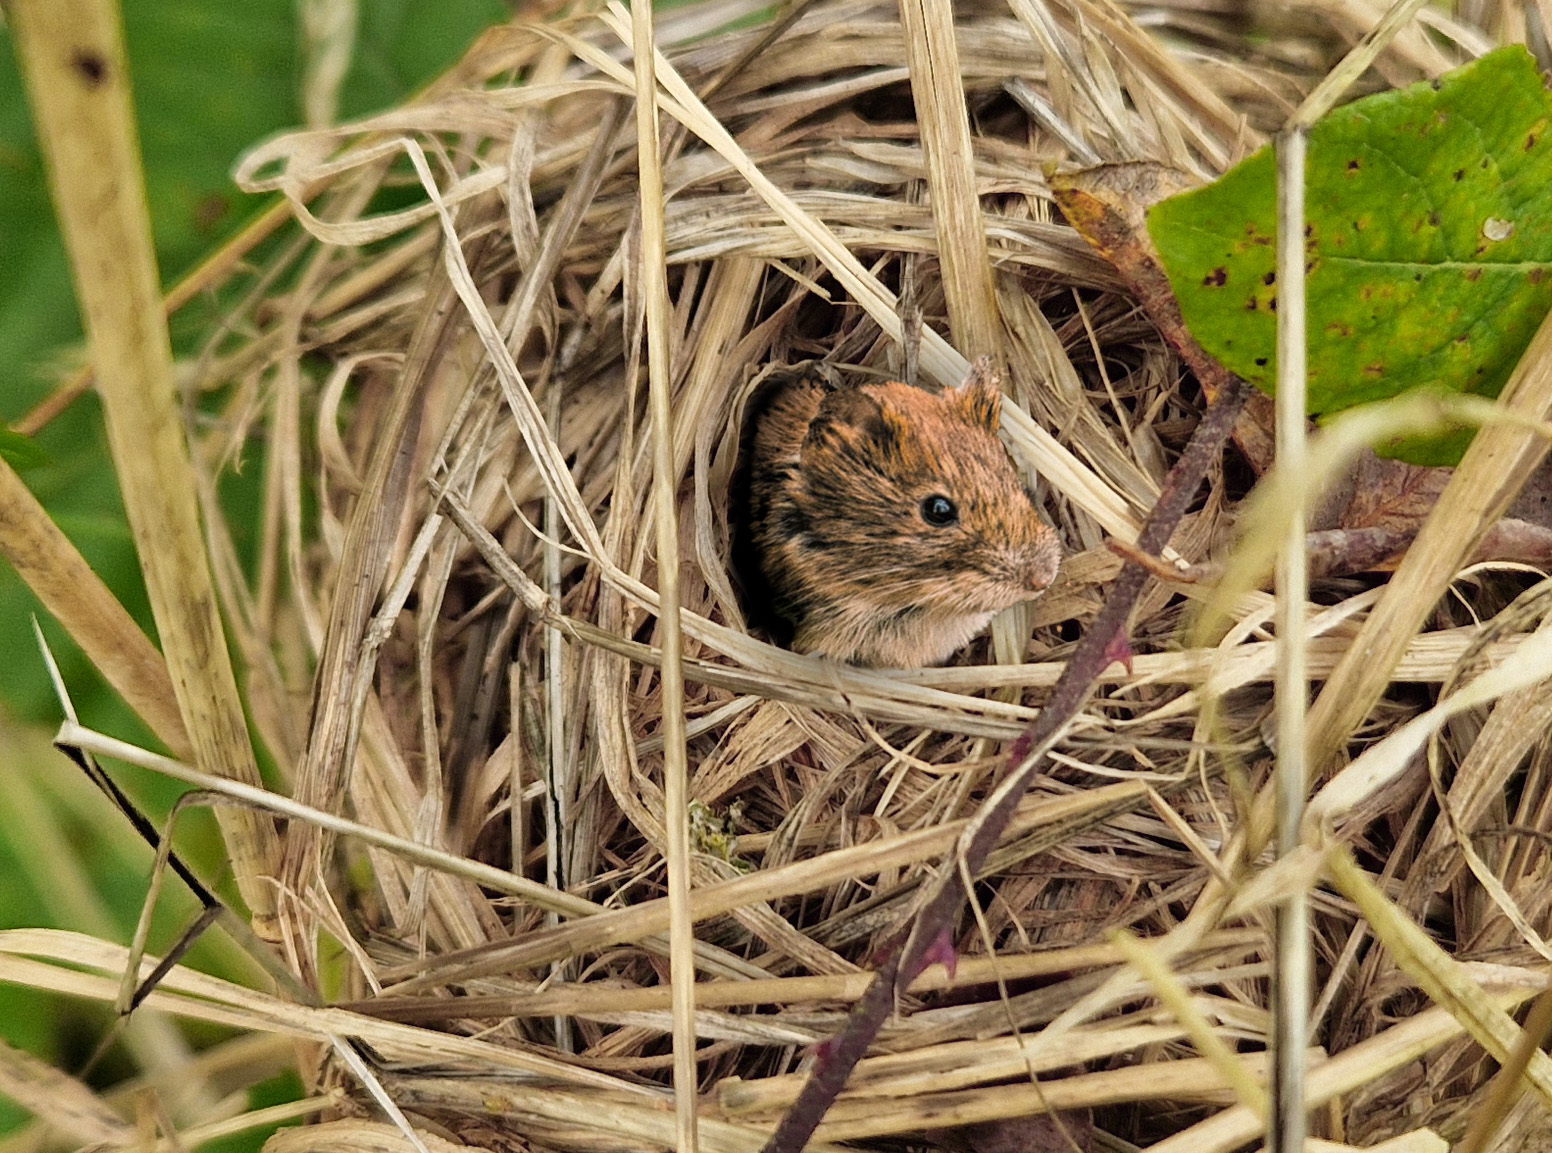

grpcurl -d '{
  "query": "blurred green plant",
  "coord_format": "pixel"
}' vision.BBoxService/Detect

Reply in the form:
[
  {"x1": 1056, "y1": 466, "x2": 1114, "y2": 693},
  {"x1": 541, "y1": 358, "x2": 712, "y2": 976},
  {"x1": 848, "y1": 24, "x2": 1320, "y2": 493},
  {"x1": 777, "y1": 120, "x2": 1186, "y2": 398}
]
[
  {"x1": 0, "y1": 0, "x2": 504, "y2": 1145},
  {"x1": 0, "y1": 429, "x2": 47, "y2": 471}
]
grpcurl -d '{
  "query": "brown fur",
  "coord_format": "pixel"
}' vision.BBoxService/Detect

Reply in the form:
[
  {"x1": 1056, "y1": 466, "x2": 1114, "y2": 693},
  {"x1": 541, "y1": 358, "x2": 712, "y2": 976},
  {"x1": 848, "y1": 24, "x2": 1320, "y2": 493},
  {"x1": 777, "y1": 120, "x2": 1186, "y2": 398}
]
[{"x1": 741, "y1": 358, "x2": 1062, "y2": 667}]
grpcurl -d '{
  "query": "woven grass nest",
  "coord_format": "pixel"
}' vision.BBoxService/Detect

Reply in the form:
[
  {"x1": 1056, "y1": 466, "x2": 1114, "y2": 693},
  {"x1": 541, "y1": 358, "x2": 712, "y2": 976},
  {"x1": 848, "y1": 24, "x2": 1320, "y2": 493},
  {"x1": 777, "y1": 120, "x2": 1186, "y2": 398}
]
[{"x1": 54, "y1": 0, "x2": 1552, "y2": 1149}]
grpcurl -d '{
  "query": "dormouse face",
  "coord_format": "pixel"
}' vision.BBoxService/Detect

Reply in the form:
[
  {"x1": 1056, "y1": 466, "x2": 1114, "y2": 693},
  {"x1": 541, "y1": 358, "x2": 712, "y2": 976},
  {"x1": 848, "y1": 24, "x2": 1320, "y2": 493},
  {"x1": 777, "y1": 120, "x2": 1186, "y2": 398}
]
[{"x1": 796, "y1": 364, "x2": 1061, "y2": 615}]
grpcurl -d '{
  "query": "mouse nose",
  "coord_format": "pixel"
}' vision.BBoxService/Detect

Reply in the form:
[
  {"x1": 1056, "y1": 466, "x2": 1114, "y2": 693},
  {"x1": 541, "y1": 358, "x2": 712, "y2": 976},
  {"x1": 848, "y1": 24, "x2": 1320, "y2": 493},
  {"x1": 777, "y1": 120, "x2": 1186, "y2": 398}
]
[
  {"x1": 998, "y1": 542, "x2": 1060, "y2": 599},
  {"x1": 1023, "y1": 543, "x2": 1060, "y2": 594}
]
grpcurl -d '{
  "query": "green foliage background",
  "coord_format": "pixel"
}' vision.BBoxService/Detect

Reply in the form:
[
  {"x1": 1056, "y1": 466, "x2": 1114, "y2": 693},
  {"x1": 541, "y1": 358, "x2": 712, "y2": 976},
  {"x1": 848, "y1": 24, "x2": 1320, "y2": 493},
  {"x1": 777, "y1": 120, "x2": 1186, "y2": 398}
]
[{"x1": 0, "y1": 1, "x2": 505, "y2": 1144}]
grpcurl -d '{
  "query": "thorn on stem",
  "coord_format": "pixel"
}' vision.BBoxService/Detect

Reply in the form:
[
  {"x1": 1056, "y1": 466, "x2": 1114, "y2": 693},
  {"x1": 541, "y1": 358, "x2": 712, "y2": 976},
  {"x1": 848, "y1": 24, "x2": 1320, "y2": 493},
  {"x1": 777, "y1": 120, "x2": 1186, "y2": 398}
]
[
  {"x1": 1102, "y1": 631, "x2": 1136, "y2": 676},
  {"x1": 922, "y1": 927, "x2": 959, "y2": 979}
]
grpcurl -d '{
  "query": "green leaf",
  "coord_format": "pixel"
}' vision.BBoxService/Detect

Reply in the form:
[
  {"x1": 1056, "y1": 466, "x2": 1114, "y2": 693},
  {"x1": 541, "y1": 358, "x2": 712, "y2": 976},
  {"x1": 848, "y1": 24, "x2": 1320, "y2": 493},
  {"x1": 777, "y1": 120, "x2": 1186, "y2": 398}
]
[{"x1": 1149, "y1": 46, "x2": 1552, "y2": 464}]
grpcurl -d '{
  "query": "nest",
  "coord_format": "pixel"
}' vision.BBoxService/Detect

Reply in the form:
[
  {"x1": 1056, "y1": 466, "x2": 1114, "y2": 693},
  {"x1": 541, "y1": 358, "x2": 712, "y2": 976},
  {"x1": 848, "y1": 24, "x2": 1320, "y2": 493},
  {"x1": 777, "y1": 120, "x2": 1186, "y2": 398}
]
[{"x1": 47, "y1": 0, "x2": 1552, "y2": 1149}]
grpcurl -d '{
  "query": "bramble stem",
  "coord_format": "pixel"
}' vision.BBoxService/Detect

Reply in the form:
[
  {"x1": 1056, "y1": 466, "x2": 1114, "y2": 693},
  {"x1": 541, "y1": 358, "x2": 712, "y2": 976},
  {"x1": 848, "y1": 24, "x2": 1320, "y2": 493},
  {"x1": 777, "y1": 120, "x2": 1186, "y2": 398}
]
[{"x1": 762, "y1": 376, "x2": 1251, "y2": 1153}]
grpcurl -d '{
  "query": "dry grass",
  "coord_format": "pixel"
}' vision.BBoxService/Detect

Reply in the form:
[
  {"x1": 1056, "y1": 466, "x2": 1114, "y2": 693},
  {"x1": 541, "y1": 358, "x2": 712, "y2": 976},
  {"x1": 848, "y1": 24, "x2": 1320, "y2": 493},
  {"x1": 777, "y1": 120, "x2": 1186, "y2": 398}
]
[{"x1": 10, "y1": 0, "x2": 1552, "y2": 1149}]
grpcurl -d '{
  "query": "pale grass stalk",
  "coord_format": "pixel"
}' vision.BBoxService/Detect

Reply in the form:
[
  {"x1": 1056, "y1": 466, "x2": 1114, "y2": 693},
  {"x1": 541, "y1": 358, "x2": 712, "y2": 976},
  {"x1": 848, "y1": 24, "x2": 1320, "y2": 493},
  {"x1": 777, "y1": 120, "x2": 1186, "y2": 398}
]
[
  {"x1": 1110, "y1": 929, "x2": 1268, "y2": 1119},
  {"x1": 143, "y1": 1095, "x2": 339, "y2": 1153},
  {"x1": 1148, "y1": 990, "x2": 1543, "y2": 1153},
  {"x1": 1291, "y1": 0, "x2": 1439, "y2": 129},
  {"x1": 1271, "y1": 124, "x2": 1310, "y2": 1153},
  {"x1": 331, "y1": 1036, "x2": 432, "y2": 1153},
  {"x1": 508, "y1": 664, "x2": 526, "y2": 893},
  {"x1": 897, "y1": 0, "x2": 1000, "y2": 359},
  {"x1": 1457, "y1": 984, "x2": 1552, "y2": 1153},
  {"x1": 1257, "y1": 54, "x2": 1450, "y2": 1104},
  {"x1": 631, "y1": 3, "x2": 698, "y2": 1149},
  {"x1": 0, "y1": 929, "x2": 651, "y2": 1094},
  {"x1": 9, "y1": 0, "x2": 278, "y2": 928},
  {"x1": 807, "y1": 1050, "x2": 1313, "y2": 1141},
  {"x1": 0, "y1": 1035, "x2": 133, "y2": 1146},
  {"x1": 545, "y1": 314, "x2": 570, "y2": 1054},
  {"x1": 1326, "y1": 848, "x2": 1552, "y2": 1107},
  {"x1": 0, "y1": 461, "x2": 189, "y2": 756},
  {"x1": 721, "y1": 1022, "x2": 1188, "y2": 1113},
  {"x1": 351, "y1": 931, "x2": 1260, "y2": 1021},
  {"x1": 299, "y1": 0, "x2": 354, "y2": 128},
  {"x1": 1305, "y1": 625, "x2": 1552, "y2": 830},
  {"x1": 264, "y1": 1120, "x2": 477, "y2": 1153}
]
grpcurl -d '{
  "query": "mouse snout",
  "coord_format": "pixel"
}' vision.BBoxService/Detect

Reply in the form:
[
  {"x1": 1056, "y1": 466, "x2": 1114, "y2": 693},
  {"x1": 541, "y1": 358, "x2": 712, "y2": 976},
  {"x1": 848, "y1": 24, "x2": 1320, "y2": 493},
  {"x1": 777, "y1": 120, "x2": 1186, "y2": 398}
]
[
  {"x1": 1023, "y1": 544, "x2": 1061, "y2": 594},
  {"x1": 993, "y1": 538, "x2": 1060, "y2": 600}
]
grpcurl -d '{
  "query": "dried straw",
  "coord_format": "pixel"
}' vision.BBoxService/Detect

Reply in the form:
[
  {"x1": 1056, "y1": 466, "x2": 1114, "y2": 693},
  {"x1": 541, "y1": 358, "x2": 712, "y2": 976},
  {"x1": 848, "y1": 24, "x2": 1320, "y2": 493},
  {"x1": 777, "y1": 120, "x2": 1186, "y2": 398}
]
[{"x1": 10, "y1": 0, "x2": 1552, "y2": 1149}]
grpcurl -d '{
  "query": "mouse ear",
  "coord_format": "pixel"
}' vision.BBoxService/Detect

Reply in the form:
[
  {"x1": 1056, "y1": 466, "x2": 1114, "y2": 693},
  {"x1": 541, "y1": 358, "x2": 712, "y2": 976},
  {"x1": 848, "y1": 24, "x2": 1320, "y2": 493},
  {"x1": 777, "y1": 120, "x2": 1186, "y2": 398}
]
[
  {"x1": 803, "y1": 386, "x2": 892, "y2": 459},
  {"x1": 949, "y1": 355, "x2": 1002, "y2": 430}
]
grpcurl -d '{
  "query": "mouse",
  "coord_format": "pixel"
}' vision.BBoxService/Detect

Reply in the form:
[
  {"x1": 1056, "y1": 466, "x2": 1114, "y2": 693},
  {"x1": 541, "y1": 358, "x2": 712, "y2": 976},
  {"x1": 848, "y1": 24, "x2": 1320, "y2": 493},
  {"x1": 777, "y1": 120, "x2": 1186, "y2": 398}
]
[{"x1": 736, "y1": 357, "x2": 1062, "y2": 667}]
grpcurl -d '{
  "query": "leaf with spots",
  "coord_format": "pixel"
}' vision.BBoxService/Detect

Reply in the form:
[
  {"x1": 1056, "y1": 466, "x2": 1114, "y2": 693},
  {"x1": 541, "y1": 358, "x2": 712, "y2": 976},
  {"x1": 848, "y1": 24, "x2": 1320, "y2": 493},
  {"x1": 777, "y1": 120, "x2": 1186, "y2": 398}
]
[{"x1": 1149, "y1": 46, "x2": 1552, "y2": 464}]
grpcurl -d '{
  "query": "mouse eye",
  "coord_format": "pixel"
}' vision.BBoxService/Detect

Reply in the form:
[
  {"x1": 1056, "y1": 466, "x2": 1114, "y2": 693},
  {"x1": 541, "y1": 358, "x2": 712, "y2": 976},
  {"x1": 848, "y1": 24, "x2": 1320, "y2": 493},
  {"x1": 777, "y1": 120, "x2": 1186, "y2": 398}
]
[{"x1": 920, "y1": 494, "x2": 958, "y2": 527}]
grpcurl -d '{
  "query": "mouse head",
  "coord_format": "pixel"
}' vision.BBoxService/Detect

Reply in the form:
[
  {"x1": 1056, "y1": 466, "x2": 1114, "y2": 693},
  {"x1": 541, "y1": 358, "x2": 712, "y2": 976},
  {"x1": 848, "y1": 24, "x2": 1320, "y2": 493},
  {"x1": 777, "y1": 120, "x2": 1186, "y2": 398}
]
[{"x1": 795, "y1": 359, "x2": 1062, "y2": 616}]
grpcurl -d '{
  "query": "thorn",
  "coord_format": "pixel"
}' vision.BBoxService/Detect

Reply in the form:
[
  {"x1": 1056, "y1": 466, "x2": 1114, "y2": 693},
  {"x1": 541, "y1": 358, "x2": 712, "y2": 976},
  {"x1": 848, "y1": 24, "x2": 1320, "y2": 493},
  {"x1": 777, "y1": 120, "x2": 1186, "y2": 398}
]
[
  {"x1": 1102, "y1": 631, "x2": 1135, "y2": 676},
  {"x1": 922, "y1": 927, "x2": 959, "y2": 980}
]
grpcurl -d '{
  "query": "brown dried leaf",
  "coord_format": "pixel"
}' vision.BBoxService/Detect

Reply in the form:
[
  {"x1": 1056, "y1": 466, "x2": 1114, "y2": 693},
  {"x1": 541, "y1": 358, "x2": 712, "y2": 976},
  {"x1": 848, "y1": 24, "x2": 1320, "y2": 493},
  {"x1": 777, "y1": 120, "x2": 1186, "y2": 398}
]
[
  {"x1": 1338, "y1": 454, "x2": 1453, "y2": 539},
  {"x1": 1050, "y1": 162, "x2": 1272, "y2": 471},
  {"x1": 1314, "y1": 453, "x2": 1552, "y2": 575}
]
